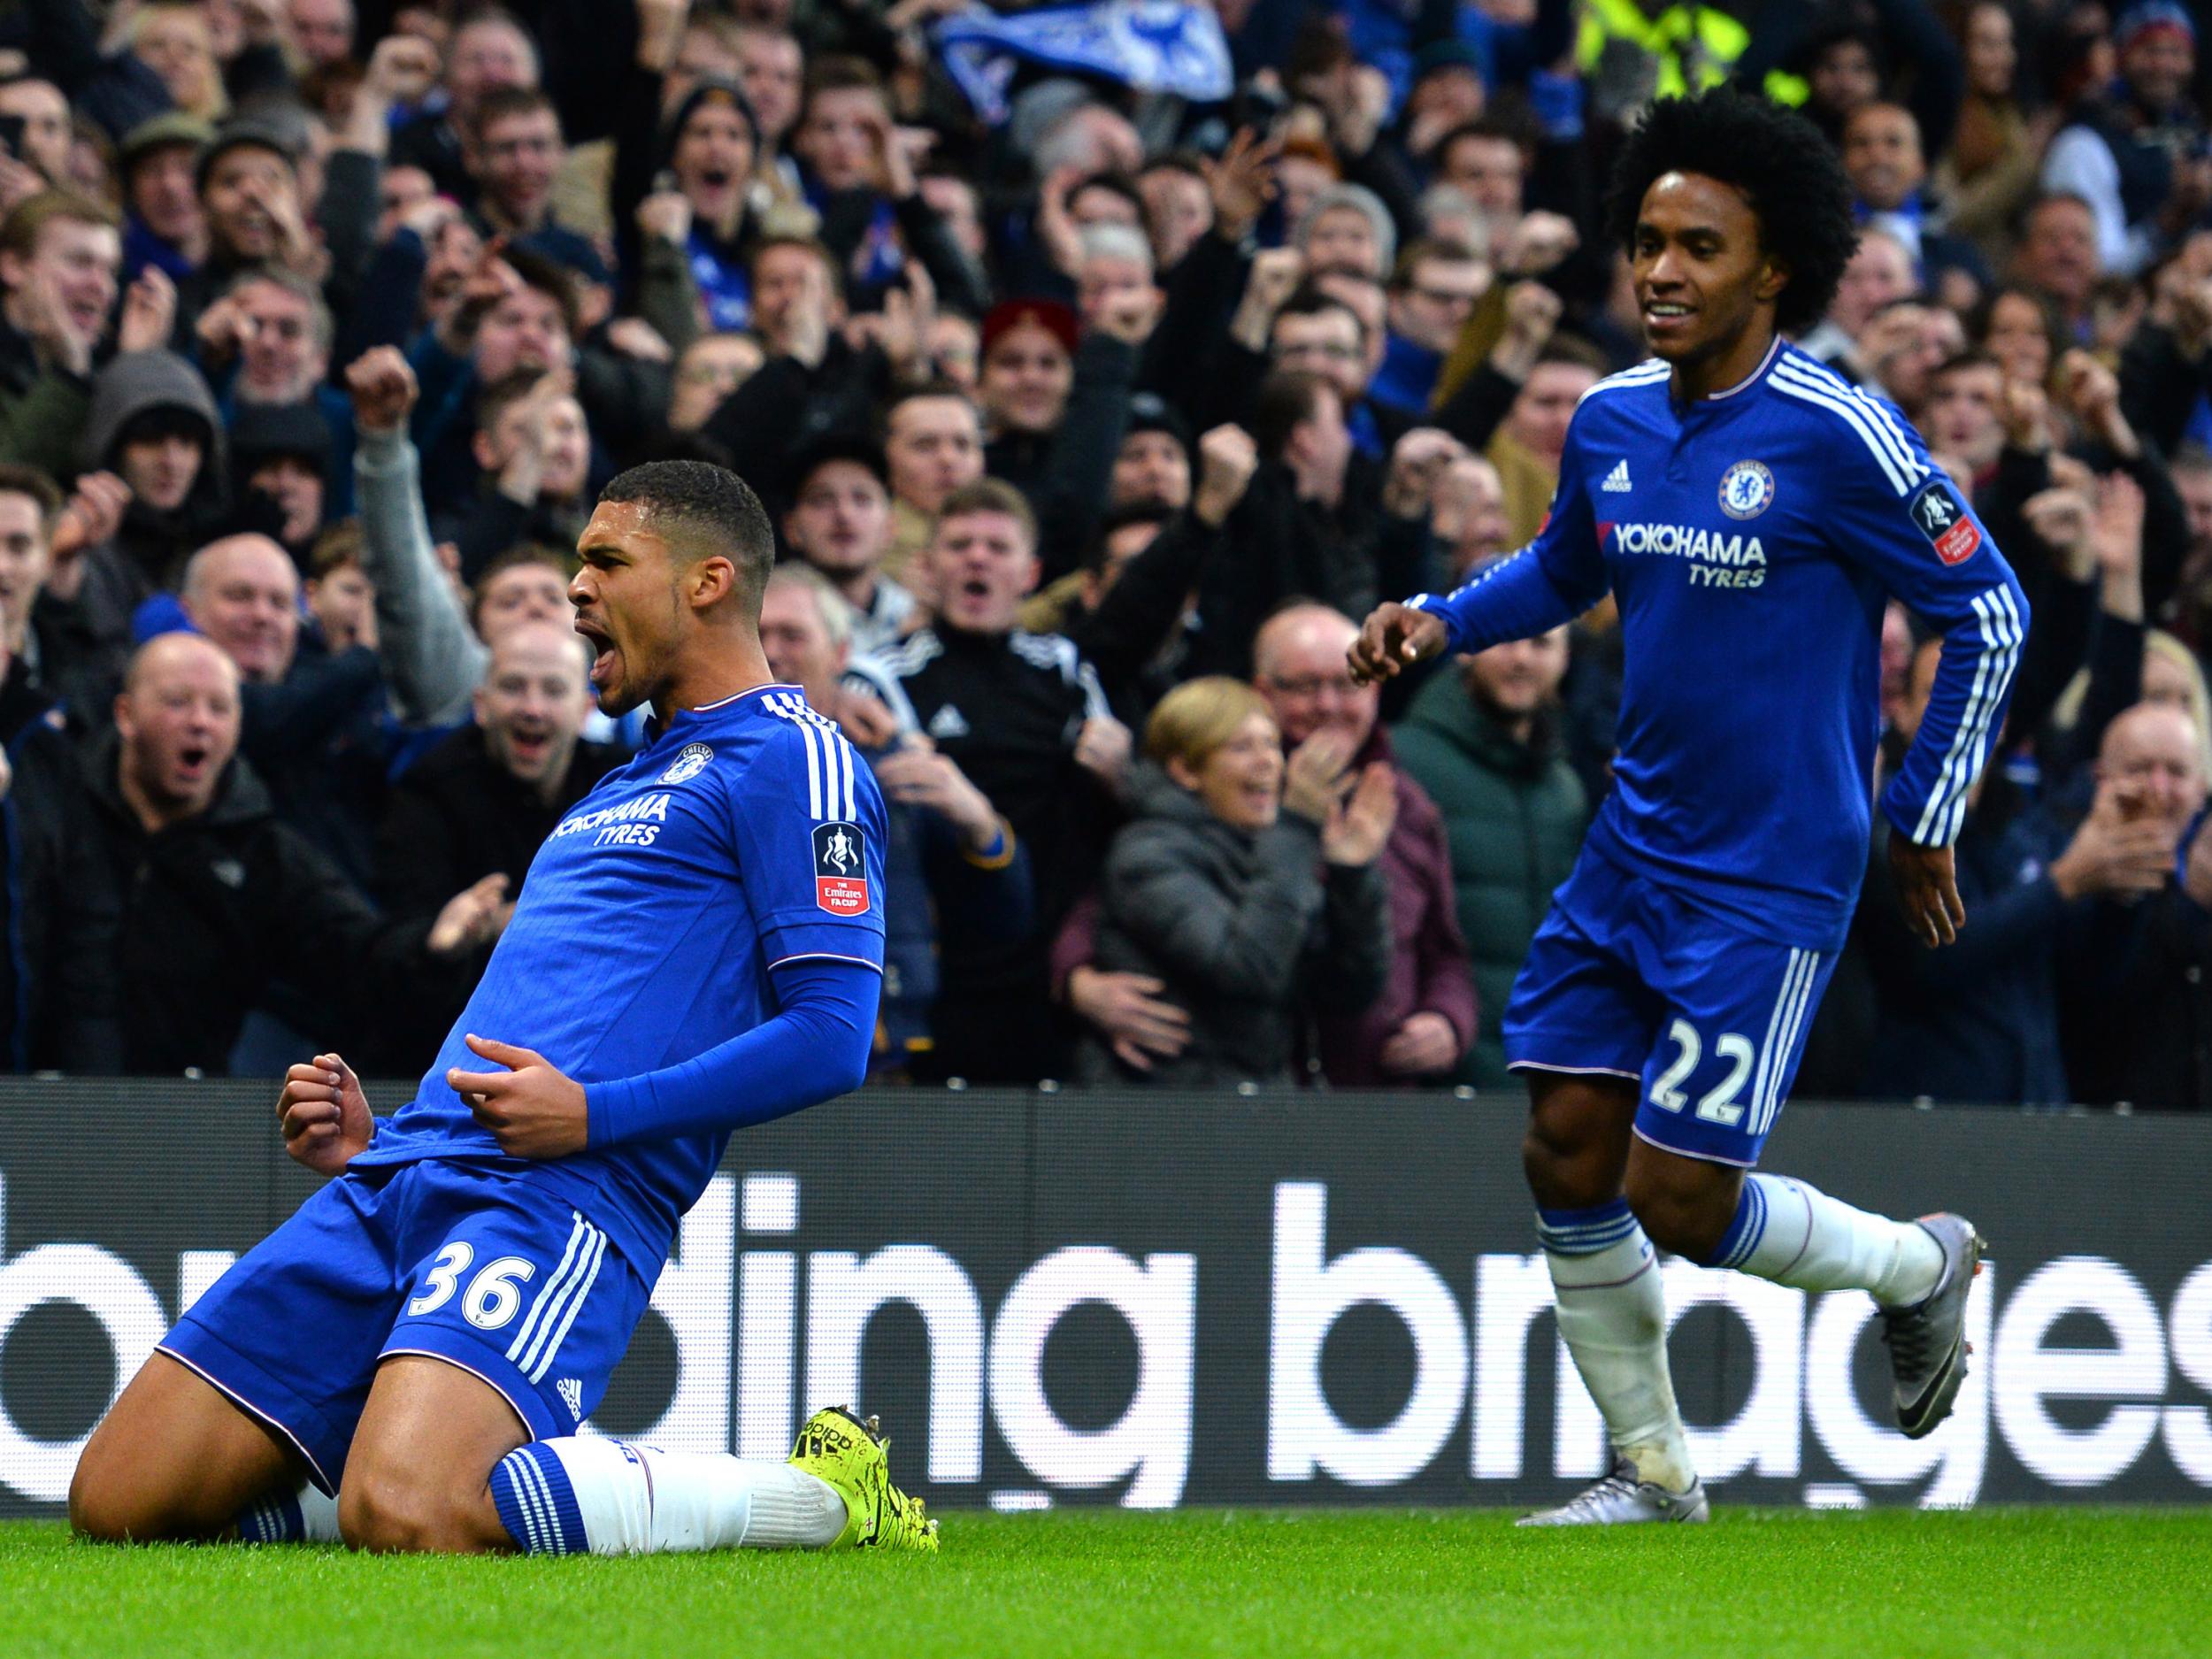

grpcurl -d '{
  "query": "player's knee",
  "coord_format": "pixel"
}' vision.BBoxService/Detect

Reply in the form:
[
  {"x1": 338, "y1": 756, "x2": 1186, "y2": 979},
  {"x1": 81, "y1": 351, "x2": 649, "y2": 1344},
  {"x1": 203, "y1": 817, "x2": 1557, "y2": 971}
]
[
  {"x1": 67, "y1": 1448, "x2": 160, "y2": 1544},
  {"x1": 1520, "y1": 1115, "x2": 1609, "y2": 1209},
  {"x1": 1622, "y1": 1164, "x2": 1733, "y2": 1263},
  {"x1": 67, "y1": 1462, "x2": 130, "y2": 1544},
  {"x1": 339, "y1": 1468, "x2": 488, "y2": 1555}
]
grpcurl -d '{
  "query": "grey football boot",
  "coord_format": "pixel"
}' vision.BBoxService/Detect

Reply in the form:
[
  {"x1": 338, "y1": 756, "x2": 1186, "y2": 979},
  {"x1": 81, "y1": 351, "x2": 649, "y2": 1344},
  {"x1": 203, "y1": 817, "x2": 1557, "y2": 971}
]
[
  {"x1": 1516, "y1": 1457, "x2": 1710, "y2": 1526},
  {"x1": 1878, "y1": 1212, "x2": 1986, "y2": 1440}
]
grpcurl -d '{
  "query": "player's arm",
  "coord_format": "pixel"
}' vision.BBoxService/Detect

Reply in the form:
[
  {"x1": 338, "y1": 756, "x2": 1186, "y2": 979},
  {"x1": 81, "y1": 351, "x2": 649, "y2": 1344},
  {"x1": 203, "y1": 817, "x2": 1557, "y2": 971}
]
[
  {"x1": 1349, "y1": 418, "x2": 1609, "y2": 683},
  {"x1": 579, "y1": 736, "x2": 890, "y2": 1143},
  {"x1": 444, "y1": 958, "x2": 879, "y2": 1157},
  {"x1": 1826, "y1": 413, "x2": 2032, "y2": 947}
]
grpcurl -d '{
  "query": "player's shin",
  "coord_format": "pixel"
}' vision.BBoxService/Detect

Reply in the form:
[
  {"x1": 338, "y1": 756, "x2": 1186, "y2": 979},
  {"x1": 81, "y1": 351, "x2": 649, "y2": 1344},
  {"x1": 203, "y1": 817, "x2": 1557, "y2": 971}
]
[
  {"x1": 489, "y1": 1438, "x2": 845, "y2": 1556},
  {"x1": 1709, "y1": 1174, "x2": 1942, "y2": 1304},
  {"x1": 1538, "y1": 1201, "x2": 1696, "y2": 1493},
  {"x1": 234, "y1": 1481, "x2": 341, "y2": 1544}
]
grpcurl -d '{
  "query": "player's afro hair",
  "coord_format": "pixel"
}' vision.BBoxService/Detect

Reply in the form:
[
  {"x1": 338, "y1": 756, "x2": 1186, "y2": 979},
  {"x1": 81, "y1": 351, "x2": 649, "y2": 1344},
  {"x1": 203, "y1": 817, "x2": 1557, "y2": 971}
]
[{"x1": 1601, "y1": 88, "x2": 1860, "y2": 336}]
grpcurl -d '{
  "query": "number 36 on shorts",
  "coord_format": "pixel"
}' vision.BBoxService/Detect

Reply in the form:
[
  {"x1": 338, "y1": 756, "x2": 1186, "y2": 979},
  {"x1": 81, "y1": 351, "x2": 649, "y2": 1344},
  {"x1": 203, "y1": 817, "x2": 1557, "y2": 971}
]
[{"x1": 405, "y1": 1241, "x2": 538, "y2": 1329}]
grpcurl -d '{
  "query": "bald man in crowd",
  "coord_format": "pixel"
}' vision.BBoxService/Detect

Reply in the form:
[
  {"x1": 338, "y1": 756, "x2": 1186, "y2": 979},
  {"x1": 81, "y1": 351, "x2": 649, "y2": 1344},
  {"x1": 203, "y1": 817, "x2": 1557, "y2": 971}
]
[
  {"x1": 1252, "y1": 602, "x2": 1474, "y2": 1085},
  {"x1": 180, "y1": 533, "x2": 392, "y2": 887},
  {"x1": 82, "y1": 634, "x2": 506, "y2": 1074},
  {"x1": 2061, "y1": 701, "x2": 2212, "y2": 1109}
]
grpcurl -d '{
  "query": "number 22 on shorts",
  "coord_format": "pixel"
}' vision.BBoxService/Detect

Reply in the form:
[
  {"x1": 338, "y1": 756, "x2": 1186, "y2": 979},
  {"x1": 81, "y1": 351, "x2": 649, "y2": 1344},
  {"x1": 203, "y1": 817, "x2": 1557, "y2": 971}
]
[{"x1": 1647, "y1": 1018, "x2": 1755, "y2": 1126}]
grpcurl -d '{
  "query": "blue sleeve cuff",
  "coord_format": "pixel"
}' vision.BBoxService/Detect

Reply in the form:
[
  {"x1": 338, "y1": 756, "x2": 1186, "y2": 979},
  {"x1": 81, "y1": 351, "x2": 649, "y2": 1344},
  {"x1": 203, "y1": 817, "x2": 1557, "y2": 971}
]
[{"x1": 584, "y1": 1076, "x2": 647, "y2": 1151}]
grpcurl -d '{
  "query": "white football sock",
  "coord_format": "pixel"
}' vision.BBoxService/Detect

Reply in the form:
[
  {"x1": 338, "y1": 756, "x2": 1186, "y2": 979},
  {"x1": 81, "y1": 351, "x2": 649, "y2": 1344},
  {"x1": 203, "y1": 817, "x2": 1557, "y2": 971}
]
[
  {"x1": 492, "y1": 1438, "x2": 847, "y2": 1555},
  {"x1": 235, "y1": 1480, "x2": 341, "y2": 1544},
  {"x1": 1713, "y1": 1174, "x2": 1943, "y2": 1305},
  {"x1": 1538, "y1": 1202, "x2": 1696, "y2": 1494}
]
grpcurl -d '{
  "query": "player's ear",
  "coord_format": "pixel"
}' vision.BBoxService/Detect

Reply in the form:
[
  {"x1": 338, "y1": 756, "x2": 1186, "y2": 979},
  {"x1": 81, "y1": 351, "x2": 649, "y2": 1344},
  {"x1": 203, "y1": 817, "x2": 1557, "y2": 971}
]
[
  {"x1": 1756, "y1": 254, "x2": 1791, "y2": 308},
  {"x1": 687, "y1": 553, "x2": 737, "y2": 610}
]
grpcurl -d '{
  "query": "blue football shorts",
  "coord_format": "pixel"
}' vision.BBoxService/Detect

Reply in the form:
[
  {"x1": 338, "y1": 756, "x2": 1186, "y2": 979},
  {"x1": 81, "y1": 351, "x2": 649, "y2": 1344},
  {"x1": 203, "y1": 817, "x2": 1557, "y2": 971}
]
[
  {"x1": 159, "y1": 1159, "x2": 651, "y2": 1493},
  {"x1": 1501, "y1": 846, "x2": 1839, "y2": 1168}
]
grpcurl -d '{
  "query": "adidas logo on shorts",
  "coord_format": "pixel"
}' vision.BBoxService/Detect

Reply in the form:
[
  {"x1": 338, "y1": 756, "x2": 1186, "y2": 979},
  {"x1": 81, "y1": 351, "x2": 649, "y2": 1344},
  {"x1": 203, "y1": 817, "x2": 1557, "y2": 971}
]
[{"x1": 557, "y1": 1377, "x2": 584, "y2": 1421}]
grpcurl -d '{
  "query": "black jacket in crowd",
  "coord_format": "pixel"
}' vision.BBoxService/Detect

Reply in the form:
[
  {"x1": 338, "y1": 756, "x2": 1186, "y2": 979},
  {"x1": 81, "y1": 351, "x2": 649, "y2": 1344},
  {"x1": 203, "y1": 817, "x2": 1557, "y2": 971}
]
[
  {"x1": 2060, "y1": 869, "x2": 2212, "y2": 1112},
  {"x1": 0, "y1": 664, "x2": 119, "y2": 1071},
  {"x1": 846, "y1": 621, "x2": 1118, "y2": 1080},
  {"x1": 83, "y1": 734, "x2": 454, "y2": 1075},
  {"x1": 242, "y1": 634, "x2": 394, "y2": 895},
  {"x1": 366, "y1": 724, "x2": 626, "y2": 1073}
]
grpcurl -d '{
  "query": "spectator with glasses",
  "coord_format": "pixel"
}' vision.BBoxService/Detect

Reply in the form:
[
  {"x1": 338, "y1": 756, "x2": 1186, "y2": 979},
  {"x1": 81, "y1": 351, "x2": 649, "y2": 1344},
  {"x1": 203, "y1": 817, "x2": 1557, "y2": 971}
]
[
  {"x1": 1371, "y1": 240, "x2": 1490, "y2": 421},
  {"x1": 1253, "y1": 603, "x2": 1473, "y2": 1086}
]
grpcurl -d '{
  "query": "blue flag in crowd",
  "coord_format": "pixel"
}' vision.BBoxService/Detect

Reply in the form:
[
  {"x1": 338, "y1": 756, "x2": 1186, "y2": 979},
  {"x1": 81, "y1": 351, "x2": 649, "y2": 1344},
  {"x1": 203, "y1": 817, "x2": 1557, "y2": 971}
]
[{"x1": 935, "y1": 1, "x2": 1233, "y2": 124}]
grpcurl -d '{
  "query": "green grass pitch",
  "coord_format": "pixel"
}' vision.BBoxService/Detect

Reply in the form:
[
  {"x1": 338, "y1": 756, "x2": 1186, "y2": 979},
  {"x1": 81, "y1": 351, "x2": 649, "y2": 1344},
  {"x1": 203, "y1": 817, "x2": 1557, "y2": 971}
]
[{"x1": 3, "y1": 1509, "x2": 2207, "y2": 1658}]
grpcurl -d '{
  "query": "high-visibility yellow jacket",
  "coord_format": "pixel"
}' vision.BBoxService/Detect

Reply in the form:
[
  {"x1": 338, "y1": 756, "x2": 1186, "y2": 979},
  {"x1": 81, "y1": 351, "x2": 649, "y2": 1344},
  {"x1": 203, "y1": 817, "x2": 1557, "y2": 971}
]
[{"x1": 1576, "y1": 0, "x2": 1807, "y2": 105}]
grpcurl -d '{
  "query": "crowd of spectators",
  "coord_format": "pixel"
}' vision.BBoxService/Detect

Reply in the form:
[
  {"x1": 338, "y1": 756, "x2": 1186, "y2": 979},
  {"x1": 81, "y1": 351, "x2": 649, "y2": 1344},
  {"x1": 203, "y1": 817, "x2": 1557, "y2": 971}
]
[{"x1": 1, "y1": 0, "x2": 2210, "y2": 1109}]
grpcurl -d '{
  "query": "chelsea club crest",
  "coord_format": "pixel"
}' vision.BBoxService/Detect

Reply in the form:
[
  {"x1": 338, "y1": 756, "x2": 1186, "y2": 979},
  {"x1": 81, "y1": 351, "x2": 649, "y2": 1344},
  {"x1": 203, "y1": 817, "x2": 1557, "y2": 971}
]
[
  {"x1": 659, "y1": 741, "x2": 714, "y2": 785},
  {"x1": 1718, "y1": 459, "x2": 1775, "y2": 520}
]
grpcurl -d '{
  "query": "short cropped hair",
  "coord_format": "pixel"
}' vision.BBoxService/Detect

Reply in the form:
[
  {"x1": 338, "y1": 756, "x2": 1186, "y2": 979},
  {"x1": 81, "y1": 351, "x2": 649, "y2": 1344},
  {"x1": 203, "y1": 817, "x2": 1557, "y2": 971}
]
[
  {"x1": 469, "y1": 544, "x2": 569, "y2": 630},
  {"x1": 1534, "y1": 334, "x2": 1609, "y2": 376},
  {"x1": 0, "y1": 462, "x2": 62, "y2": 525},
  {"x1": 599, "y1": 458, "x2": 775, "y2": 612},
  {"x1": 1275, "y1": 281, "x2": 1367, "y2": 346},
  {"x1": 476, "y1": 85, "x2": 558, "y2": 134},
  {"x1": 801, "y1": 54, "x2": 885, "y2": 122},
  {"x1": 225, "y1": 264, "x2": 334, "y2": 351},
  {"x1": 1250, "y1": 369, "x2": 1334, "y2": 462},
  {"x1": 1601, "y1": 87, "x2": 1858, "y2": 335},
  {"x1": 475, "y1": 365, "x2": 572, "y2": 434},
  {"x1": 934, "y1": 477, "x2": 1038, "y2": 549},
  {"x1": 309, "y1": 518, "x2": 364, "y2": 578},
  {"x1": 1392, "y1": 236, "x2": 1486, "y2": 289},
  {"x1": 749, "y1": 234, "x2": 843, "y2": 300},
  {"x1": 1144, "y1": 675, "x2": 1273, "y2": 769},
  {"x1": 0, "y1": 188, "x2": 116, "y2": 262},
  {"x1": 764, "y1": 562, "x2": 854, "y2": 650},
  {"x1": 498, "y1": 241, "x2": 580, "y2": 337}
]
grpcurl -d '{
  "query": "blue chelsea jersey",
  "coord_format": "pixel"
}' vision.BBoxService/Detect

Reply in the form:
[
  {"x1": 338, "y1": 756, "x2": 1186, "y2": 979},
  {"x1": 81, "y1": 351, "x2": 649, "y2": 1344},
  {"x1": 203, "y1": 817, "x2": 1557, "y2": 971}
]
[
  {"x1": 1413, "y1": 340, "x2": 2030, "y2": 949},
  {"x1": 353, "y1": 683, "x2": 887, "y2": 1271}
]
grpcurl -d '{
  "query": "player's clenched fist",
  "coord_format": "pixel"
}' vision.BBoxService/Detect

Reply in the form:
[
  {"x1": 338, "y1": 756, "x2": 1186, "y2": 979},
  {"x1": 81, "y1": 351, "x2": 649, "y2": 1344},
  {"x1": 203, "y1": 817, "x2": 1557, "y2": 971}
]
[
  {"x1": 279, "y1": 1052, "x2": 374, "y2": 1176},
  {"x1": 1348, "y1": 601, "x2": 1448, "y2": 685}
]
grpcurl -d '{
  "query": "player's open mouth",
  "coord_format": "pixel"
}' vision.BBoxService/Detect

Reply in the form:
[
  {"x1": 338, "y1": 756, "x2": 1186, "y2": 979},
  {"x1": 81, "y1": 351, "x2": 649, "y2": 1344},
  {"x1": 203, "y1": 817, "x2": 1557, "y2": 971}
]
[
  {"x1": 575, "y1": 618, "x2": 618, "y2": 687},
  {"x1": 1644, "y1": 301, "x2": 1693, "y2": 333},
  {"x1": 176, "y1": 743, "x2": 211, "y2": 780},
  {"x1": 958, "y1": 578, "x2": 991, "y2": 601}
]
